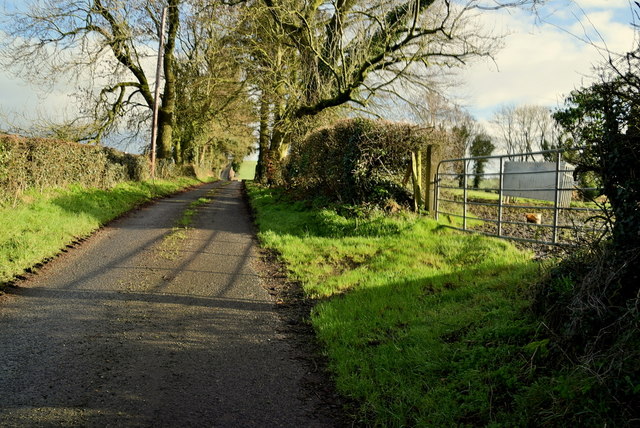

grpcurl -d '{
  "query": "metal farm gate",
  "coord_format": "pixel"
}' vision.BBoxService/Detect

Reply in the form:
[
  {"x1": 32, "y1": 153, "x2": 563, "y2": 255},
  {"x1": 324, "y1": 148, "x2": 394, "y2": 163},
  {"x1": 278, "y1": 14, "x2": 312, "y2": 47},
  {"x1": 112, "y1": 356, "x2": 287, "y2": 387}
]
[{"x1": 434, "y1": 148, "x2": 608, "y2": 246}]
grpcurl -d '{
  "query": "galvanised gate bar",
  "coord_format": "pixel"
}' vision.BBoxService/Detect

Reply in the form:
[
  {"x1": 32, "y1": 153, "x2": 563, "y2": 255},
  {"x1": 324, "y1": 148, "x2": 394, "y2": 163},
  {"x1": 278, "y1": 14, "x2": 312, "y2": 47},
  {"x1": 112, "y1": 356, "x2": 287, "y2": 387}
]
[{"x1": 434, "y1": 148, "x2": 608, "y2": 246}]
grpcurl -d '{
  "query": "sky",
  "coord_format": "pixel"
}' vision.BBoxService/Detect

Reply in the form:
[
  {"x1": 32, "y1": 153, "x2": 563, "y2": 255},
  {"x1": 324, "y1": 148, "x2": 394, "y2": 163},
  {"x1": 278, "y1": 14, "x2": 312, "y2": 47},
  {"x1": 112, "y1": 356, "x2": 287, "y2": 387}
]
[
  {"x1": 453, "y1": 0, "x2": 637, "y2": 122},
  {"x1": 0, "y1": 0, "x2": 637, "y2": 148}
]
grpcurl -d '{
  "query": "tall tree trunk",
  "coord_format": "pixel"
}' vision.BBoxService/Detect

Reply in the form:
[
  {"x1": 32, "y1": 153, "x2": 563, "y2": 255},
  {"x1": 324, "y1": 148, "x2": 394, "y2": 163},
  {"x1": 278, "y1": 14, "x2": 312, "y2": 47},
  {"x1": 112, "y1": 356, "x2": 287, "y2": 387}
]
[
  {"x1": 267, "y1": 93, "x2": 289, "y2": 185},
  {"x1": 255, "y1": 93, "x2": 271, "y2": 183},
  {"x1": 174, "y1": 137, "x2": 182, "y2": 164},
  {"x1": 266, "y1": 121, "x2": 286, "y2": 185},
  {"x1": 156, "y1": 0, "x2": 179, "y2": 160},
  {"x1": 157, "y1": 110, "x2": 174, "y2": 159},
  {"x1": 263, "y1": 46, "x2": 289, "y2": 184}
]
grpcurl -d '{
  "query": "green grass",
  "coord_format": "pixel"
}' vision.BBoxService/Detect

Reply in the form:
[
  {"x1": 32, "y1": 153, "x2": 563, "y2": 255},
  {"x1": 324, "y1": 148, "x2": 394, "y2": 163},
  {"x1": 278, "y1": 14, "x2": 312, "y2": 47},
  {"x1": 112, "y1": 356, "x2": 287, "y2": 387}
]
[
  {"x1": 176, "y1": 196, "x2": 213, "y2": 227},
  {"x1": 247, "y1": 184, "x2": 550, "y2": 426},
  {"x1": 237, "y1": 160, "x2": 257, "y2": 181},
  {"x1": 159, "y1": 194, "x2": 216, "y2": 260},
  {"x1": 0, "y1": 177, "x2": 204, "y2": 285},
  {"x1": 441, "y1": 186, "x2": 604, "y2": 209}
]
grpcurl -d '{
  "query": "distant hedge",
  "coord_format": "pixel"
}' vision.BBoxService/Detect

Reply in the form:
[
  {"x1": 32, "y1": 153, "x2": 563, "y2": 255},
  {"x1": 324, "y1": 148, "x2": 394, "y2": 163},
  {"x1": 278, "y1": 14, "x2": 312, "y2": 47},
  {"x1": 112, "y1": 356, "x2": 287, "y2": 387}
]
[
  {"x1": 285, "y1": 118, "x2": 443, "y2": 206},
  {"x1": 0, "y1": 134, "x2": 151, "y2": 205}
]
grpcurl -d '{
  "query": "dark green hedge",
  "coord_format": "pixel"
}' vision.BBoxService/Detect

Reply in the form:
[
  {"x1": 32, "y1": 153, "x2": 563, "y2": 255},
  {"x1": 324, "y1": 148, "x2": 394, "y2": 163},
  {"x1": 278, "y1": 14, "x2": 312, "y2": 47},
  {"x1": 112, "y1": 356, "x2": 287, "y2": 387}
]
[
  {"x1": 0, "y1": 134, "x2": 150, "y2": 204},
  {"x1": 285, "y1": 118, "x2": 442, "y2": 206}
]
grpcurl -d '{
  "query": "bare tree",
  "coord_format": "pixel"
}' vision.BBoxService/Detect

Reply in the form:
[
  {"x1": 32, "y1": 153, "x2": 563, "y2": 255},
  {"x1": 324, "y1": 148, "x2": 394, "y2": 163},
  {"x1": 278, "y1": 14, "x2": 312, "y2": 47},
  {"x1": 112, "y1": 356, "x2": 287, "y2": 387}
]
[
  {"x1": 242, "y1": 0, "x2": 543, "y2": 181},
  {"x1": 1, "y1": 0, "x2": 181, "y2": 158},
  {"x1": 492, "y1": 104, "x2": 559, "y2": 160}
]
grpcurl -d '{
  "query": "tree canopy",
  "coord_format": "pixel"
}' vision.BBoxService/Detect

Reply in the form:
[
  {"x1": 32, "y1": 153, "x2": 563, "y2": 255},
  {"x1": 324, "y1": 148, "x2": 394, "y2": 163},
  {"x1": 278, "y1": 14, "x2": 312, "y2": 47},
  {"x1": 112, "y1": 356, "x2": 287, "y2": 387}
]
[
  {"x1": 242, "y1": 0, "x2": 543, "y2": 181},
  {"x1": 554, "y1": 74, "x2": 640, "y2": 251},
  {"x1": 2, "y1": 0, "x2": 543, "y2": 176},
  {"x1": 0, "y1": 0, "x2": 255, "y2": 170}
]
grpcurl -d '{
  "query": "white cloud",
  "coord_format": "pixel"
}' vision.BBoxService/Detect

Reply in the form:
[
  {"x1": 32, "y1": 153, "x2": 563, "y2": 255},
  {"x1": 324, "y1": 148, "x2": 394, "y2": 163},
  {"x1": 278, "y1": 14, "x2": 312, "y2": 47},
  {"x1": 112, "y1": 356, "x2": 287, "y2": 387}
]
[
  {"x1": 572, "y1": 10, "x2": 636, "y2": 54},
  {"x1": 0, "y1": 67, "x2": 82, "y2": 130},
  {"x1": 453, "y1": 2, "x2": 636, "y2": 121}
]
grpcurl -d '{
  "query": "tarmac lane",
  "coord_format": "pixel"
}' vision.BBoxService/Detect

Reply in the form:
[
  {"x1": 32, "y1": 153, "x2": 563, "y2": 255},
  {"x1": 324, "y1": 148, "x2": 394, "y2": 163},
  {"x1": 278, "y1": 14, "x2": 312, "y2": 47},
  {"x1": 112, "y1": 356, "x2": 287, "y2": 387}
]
[{"x1": 0, "y1": 180, "x2": 337, "y2": 427}]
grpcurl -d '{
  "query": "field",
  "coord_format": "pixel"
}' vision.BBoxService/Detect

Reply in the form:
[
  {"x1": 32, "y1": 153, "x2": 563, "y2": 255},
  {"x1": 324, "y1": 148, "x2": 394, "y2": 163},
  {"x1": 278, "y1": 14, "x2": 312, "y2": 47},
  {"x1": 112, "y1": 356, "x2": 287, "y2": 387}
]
[
  {"x1": 436, "y1": 181, "x2": 608, "y2": 246},
  {"x1": 236, "y1": 160, "x2": 257, "y2": 181}
]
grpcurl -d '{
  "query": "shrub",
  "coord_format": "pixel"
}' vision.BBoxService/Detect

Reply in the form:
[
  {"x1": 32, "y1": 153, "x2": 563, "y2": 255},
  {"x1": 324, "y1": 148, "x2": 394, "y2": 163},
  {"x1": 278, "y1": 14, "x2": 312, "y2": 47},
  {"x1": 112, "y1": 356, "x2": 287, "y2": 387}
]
[
  {"x1": 285, "y1": 118, "x2": 442, "y2": 207},
  {"x1": 538, "y1": 64, "x2": 640, "y2": 424},
  {"x1": 0, "y1": 134, "x2": 151, "y2": 205},
  {"x1": 533, "y1": 244, "x2": 640, "y2": 425}
]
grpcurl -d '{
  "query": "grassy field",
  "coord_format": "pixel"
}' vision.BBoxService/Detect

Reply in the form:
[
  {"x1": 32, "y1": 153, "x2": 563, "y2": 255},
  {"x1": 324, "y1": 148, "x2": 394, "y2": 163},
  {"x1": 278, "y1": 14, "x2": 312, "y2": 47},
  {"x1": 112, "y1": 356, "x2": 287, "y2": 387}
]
[
  {"x1": 237, "y1": 160, "x2": 257, "y2": 180},
  {"x1": 0, "y1": 177, "x2": 205, "y2": 285},
  {"x1": 246, "y1": 184, "x2": 554, "y2": 426},
  {"x1": 438, "y1": 180, "x2": 605, "y2": 209}
]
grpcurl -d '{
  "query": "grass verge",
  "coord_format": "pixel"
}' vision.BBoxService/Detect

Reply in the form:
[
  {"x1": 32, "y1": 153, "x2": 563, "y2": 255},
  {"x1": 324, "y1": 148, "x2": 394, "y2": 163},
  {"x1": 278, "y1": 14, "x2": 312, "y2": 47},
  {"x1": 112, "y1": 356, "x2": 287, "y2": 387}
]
[
  {"x1": 0, "y1": 177, "x2": 205, "y2": 285},
  {"x1": 247, "y1": 184, "x2": 554, "y2": 426}
]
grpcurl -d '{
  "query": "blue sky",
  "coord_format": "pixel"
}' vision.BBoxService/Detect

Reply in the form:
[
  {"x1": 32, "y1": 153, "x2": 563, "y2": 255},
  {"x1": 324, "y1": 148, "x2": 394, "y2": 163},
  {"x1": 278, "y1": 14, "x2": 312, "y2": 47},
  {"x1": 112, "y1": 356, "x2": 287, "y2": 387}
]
[
  {"x1": 455, "y1": 0, "x2": 636, "y2": 122},
  {"x1": 0, "y1": 0, "x2": 637, "y2": 145}
]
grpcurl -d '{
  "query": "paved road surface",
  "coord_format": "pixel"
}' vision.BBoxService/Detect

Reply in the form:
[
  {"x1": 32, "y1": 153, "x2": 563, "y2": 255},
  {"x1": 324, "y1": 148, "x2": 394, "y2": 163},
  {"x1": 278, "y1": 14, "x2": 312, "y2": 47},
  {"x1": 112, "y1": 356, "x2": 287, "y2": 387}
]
[{"x1": 0, "y1": 181, "x2": 336, "y2": 427}]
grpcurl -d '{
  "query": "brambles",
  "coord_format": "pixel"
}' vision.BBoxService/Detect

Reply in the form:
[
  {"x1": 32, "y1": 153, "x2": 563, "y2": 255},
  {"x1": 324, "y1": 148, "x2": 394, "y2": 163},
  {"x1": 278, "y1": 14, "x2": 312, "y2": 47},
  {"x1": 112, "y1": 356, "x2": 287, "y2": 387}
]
[{"x1": 534, "y1": 21, "x2": 640, "y2": 423}]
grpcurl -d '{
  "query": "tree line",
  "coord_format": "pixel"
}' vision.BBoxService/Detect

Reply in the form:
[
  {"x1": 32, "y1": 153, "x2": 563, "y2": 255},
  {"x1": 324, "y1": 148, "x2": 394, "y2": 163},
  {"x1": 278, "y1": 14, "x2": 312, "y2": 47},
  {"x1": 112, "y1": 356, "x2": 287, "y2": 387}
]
[{"x1": 1, "y1": 0, "x2": 545, "y2": 178}]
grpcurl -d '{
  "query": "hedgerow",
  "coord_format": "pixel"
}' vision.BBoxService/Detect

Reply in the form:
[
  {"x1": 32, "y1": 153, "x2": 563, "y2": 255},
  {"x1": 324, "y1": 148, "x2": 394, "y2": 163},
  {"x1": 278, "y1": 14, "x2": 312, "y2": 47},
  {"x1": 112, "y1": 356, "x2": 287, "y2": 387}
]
[
  {"x1": 284, "y1": 118, "x2": 443, "y2": 207},
  {"x1": 533, "y1": 62, "x2": 640, "y2": 425},
  {"x1": 0, "y1": 134, "x2": 152, "y2": 205}
]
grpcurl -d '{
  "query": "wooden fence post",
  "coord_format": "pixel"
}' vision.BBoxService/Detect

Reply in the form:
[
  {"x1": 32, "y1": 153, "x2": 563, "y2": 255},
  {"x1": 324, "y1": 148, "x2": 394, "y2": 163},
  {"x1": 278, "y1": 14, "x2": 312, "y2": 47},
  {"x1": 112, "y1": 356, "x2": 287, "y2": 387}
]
[
  {"x1": 411, "y1": 150, "x2": 423, "y2": 211},
  {"x1": 423, "y1": 144, "x2": 439, "y2": 215}
]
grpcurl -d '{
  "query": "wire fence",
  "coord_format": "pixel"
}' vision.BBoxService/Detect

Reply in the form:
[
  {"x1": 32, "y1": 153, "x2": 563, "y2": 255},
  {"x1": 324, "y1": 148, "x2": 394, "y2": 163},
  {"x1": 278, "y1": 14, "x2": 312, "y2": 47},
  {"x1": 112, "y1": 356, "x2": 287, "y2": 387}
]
[{"x1": 434, "y1": 147, "x2": 610, "y2": 246}]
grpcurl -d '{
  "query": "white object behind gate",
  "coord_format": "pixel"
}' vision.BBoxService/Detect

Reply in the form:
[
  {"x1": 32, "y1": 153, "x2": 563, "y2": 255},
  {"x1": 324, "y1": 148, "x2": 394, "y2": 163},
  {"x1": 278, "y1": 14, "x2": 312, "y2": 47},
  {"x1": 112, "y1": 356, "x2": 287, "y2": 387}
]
[{"x1": 503, "y1": 161, "x2": 575, "y2": 207}]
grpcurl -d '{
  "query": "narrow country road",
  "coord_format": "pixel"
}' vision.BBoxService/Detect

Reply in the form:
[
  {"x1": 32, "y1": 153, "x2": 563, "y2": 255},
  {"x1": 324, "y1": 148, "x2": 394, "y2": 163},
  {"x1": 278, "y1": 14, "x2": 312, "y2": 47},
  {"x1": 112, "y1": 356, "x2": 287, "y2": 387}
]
[{"x1": 0, "y1": 181, "x2": 338, "y2": 427}]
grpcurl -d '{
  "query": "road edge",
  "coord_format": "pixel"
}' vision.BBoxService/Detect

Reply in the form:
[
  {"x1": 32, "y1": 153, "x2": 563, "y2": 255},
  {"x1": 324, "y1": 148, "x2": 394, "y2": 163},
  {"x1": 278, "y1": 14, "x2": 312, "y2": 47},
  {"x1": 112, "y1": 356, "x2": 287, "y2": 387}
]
[{"x1": 241, "y1": 181, "x2": 356, "y2": 427}]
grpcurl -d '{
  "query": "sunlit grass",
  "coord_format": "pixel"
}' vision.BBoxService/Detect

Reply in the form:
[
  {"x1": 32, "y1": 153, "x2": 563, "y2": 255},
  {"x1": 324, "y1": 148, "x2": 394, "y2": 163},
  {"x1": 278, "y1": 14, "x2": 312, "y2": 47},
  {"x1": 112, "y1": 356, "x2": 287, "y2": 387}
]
[
  {"x1": 175, "y1": 196, "x2": 212, "y2": 227},
  {"x1": 236, "y1": 160, "x2": 257, "y2": 181},
  {"x1": 441, "y1": 187, "x2": 604, "y2": 209},
  {"x1": 247, "y1": 183, "x2": 546, "y2": 426},
  {"x1": 0, "y1": 177, "x2": 204, "y2": 284}
]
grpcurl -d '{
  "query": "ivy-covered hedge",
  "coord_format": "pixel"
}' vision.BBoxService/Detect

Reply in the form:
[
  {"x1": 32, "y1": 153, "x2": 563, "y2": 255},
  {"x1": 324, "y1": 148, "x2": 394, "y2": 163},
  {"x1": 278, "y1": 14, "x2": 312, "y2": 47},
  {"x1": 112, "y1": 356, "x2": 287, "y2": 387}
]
[
  {"x1": 0, "y1": 134, "x2": 150, "y2": 204},
  {"x1": 285, "y1": 118, "x2": 442, "y2": 206}
]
